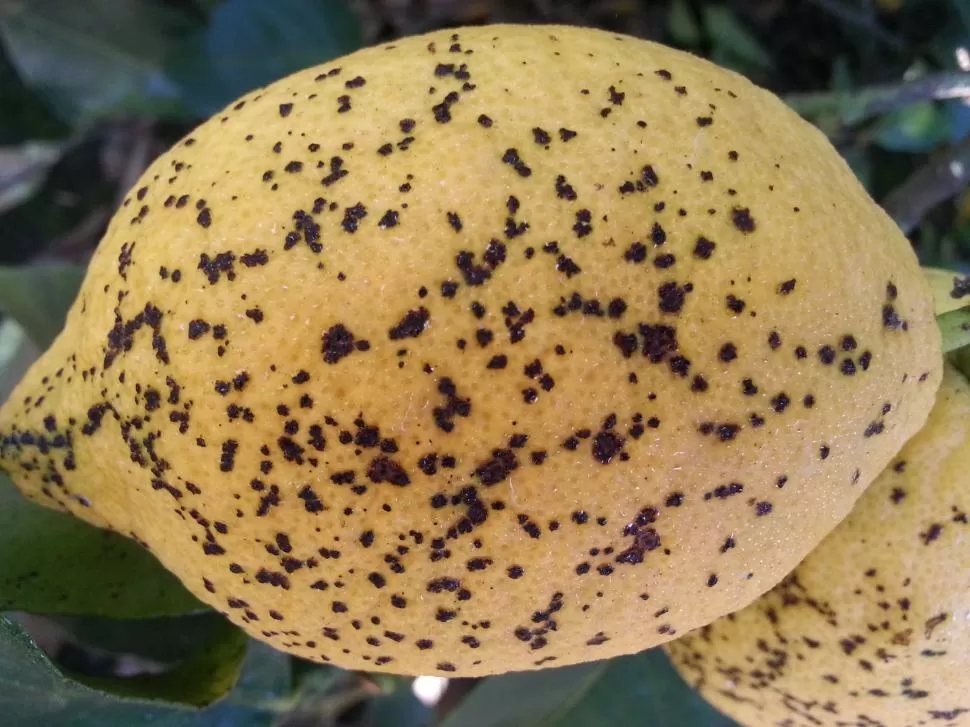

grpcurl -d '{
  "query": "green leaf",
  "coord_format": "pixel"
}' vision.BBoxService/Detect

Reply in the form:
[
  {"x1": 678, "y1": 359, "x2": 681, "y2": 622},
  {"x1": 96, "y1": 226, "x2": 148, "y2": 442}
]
[
  {"x1": 168, "y1": 0, "x2": 363, "y2": 118},
  {"x1": 938, "y1": 304, "x2": 970, "y2": 353},
  {"x1": 0, "y1": 615, "x2": 287, "y2": 726},
  {"x1": 948, "y1": 344, "x2": 970, "y2": 381},
  {"x1": 0, "y1": 318, "x2": 33, "y2": 403},
  {"x1": 873, "y1": 101, "x2": 950, "y2": 152},
  {"x1": 439, "y1": 649, "x2": 736, "y2": 727},
  {"x1": 228, "y1": 641, "x2": 293, "y2": 707},
  {"x1": 0, "y1": 263, "x2": 84, "y2": 348},
  {"x1": 0, "y1": 472, "x2": 204, "y2": 617},
  {"x1": 0, "y1": 141, "x2": 68, "y2": 215},
  {"x1": 360, "y1": 681, "x2": 433, "y2": 727},
  {"x1": 831, "y1": 56, "x2": 854, "y2": 93},
  {"x1": 0, "y1": 0, "x2": 193, "y2": 125},
  {"x1": 701, "y1": 6, "x2": 774, "y2": 74},
  {"x1": 0, "y1": 42, "x2": 68, "y2": 143},
  {"x1": 66, "y1": 616, "x2": 248, "y2": 707},
  {"x1": 943, "y1": 96, "x2": 970, "y2": 144},
  {"x1": 667, "y1": 0, "x2": 701, "y2": 47},
  {"x1": 51, "y1": 612, "x2": 237, "y2": 665},
  {"x1": 290, "y1": 657, "x2": 342, "y2": 697}
]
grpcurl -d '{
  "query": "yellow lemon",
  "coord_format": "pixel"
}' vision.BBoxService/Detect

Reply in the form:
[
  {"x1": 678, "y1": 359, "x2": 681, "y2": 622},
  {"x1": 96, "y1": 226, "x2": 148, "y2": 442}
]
[
  {"x1": 667, "y1": 360, "x2": 970, "y2": 725},
  {"x1": 0, "y1": 25, "x2": 940, "y2": 676}
]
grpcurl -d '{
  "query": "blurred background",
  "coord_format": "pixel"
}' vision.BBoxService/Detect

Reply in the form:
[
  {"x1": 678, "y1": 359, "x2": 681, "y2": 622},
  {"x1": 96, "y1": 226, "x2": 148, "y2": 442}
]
[{"x1": 1, "y1": 0, "x2": 969, "y2": 725}]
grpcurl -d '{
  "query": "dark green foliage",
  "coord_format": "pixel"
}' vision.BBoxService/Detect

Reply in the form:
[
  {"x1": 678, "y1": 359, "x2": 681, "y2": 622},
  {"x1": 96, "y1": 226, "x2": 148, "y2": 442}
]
[
  {"x1": 0, "y1": 616, "x2": 287, "y2": 727},
  {"x1": 0, "y1": 473, "x2": 204, "y2": 616},
  {"x1": 168, "y1": 0, "x2": 364, "y2": 117},
  {"x1": 440, "y1": 649, "x2": 735, "y2": 727},
  {"x1": 0, "y1": 263, "x2": 84, "y2": 346}
]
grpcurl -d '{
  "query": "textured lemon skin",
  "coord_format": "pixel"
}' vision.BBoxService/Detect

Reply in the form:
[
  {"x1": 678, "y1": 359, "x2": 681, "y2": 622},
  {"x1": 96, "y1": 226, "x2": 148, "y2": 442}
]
[
  {"x1": 0, "y1": 25, "x2": 941, "y2": 676},
  {"x1": 666, "y1": 362, "x2": 970, "y2": 726}
]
